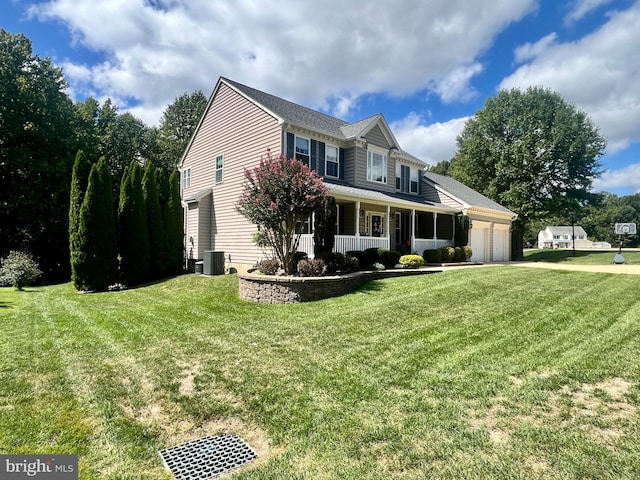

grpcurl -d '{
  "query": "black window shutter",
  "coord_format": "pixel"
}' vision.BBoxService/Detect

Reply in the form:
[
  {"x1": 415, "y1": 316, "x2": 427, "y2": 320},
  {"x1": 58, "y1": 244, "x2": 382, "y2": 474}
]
[
  {"x1": 318, "y1": 142, "x2": 325, "y2": 176},
  {"x1": 339, "y1": 148, "x2": 345, "y2": 180},
  {"x1": 311, "y1": 140, "x2": 317, "y2": 171},
  {"x1": 286, "y1": 132, "x2": 294, "y2": 159}
]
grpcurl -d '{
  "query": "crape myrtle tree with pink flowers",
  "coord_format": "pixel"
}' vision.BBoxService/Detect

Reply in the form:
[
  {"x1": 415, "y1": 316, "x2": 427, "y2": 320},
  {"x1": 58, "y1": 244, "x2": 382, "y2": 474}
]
[{"x1": 237, "y1": 150, "x2": 328, "y2": 274}]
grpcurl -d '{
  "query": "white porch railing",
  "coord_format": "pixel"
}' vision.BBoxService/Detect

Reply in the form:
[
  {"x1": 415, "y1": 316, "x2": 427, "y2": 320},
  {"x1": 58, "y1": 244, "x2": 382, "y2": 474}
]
[
  {"x1": 297, "y1": 235, "x2": 452, "y2": 256},
  {"x1": 413, "y1": 238, "x2": 454, "y2": 254},
  {"x1": 297, "y1": 234, "x2": 314, "y2": 255},
  {"x1": 334, "y1": 235, "x2": 389, "y2": 253}
]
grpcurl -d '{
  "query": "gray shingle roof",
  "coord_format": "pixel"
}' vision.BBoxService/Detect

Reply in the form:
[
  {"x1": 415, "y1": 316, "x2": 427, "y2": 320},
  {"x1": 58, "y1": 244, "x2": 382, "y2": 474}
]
[
  {"x1": 422, "y1": 171, "x2": 515, "y2": 215},
  {"x1": 339, "y1": 114, "x2": 381, "y2": 139},
  {"x1": 324, "y1": 179, "x2": 457, "y2": 213},
  {"x1": 222, "y1": 77, "x2": 349, "y2": 138}
]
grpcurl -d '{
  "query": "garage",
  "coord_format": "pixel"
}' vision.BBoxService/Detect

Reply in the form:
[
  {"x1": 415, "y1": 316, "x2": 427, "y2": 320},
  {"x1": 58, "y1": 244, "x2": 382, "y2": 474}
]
[
  {"x1": 492, "y1": 225, "x2": 510, "y2": 262},
  {"x1": 470, "y1": 221, "x2": 490, "y2": 262}
]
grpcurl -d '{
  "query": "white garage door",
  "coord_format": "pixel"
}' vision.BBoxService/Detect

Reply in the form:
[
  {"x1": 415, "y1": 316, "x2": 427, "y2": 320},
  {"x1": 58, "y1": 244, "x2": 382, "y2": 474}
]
[
  {"x1": 492, "y1": 228, "x2": 507, "y2": 262},
  {"x1": 470, "y1": 224, "x2": 488, "y2": 262}
]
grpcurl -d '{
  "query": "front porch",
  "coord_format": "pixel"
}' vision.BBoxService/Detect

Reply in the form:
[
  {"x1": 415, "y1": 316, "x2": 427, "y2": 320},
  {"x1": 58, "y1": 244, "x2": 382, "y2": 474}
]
[{"x1": 297, "y1": 197, "x2": 458, "y2": 256}]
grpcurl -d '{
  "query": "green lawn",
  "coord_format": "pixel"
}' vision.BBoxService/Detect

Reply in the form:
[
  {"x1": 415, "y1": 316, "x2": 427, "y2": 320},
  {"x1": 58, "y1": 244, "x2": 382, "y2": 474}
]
[
  {"x1": 1, "y1": 268, "x2": 639, "y2": 479},
  {"x1": 524, "y1": 248, "x2": 640, "y2": 264}
]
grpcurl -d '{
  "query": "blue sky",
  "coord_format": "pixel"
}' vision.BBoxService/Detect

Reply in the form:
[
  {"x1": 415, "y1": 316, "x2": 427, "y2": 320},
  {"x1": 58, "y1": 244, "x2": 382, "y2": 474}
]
[{"x1": 3, "y1": 0, "x2": 639, "y2": 196}]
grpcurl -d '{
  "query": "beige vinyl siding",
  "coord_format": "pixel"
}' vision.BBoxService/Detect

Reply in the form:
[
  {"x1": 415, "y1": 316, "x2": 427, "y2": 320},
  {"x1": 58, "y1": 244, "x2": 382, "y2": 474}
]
[{"x1": 182, "y1": 82, "x2": 282, "y2": 266}]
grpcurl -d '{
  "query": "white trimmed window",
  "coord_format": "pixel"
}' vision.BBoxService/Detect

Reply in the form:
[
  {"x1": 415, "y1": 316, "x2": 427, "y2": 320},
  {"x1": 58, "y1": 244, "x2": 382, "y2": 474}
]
[
  {"x1": 410, "y1": 168, "x2": 419, "y2": 193},
  {"x1": 181, "y1": 167, "x2": 191, "y2": 190},
  {"x1": 295, "y1": 136, "x2": 310, "y2": 165},
  {"x1": 367, "y1": 148, "x2": 387, "y2": 183},
  {"x1": 325, "y1": 145, "x2": 339, "y2": 177},
  {"x1": 215, "y1": 154, "x2": 224, "y2": 184}
]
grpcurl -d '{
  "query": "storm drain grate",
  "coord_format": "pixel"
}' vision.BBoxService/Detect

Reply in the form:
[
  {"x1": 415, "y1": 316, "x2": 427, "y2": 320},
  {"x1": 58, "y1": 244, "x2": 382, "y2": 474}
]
[{"x1": 160, "y1": 434, "x2": 257, "y2": 479}]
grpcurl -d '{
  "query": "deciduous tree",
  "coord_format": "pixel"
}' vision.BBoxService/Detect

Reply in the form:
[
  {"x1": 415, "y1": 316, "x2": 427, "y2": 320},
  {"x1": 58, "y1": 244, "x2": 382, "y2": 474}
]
[
  {"x1": 450, "y1": 87, "x2": 606, "y2": 259},
  {"x1": 237, "y1": 151, "x2": 328, "y2": 274}
]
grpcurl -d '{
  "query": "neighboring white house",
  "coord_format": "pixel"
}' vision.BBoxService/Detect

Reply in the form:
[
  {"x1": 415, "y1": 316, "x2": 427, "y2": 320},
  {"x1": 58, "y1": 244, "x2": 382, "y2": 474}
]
[{"x1": 538, "y1": 226, "x2": 600, "y2": 249}]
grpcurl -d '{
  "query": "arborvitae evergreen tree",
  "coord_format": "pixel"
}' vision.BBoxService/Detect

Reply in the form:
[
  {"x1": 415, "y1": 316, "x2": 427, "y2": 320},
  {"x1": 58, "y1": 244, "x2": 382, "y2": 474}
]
[
  {"x1": 69, "y1": 150, "x2": 92, "y2": 286},
  {"x1": 155, "y1": 167, "x2": 172, "y2": 277},
  {"x1": 142, "y1": 162, "x2": 164, "y2": 279},
  {"x1": 118, "y1": 161, "x2": 150, "y2": 286},
  {"x1": 167, "y1": 170, "x2": 184, "y2": 273},
  {"x1": 313, "y1": 196, "x2": 337, "y2": 255},
  {"x1": 96, "y1": 157, "x2": 119, "y2": 285},
  {"x1": 74, "y1": 161, "x2": 118, "y2": 291}
]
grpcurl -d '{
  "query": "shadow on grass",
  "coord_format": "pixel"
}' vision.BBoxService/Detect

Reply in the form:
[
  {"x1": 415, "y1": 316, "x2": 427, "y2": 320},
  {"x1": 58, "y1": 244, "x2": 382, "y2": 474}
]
[
  {"x1": 353, "y1": 280, "x2": 386, "y2": 295},
  {"x1": 525, "y1": 250, "x2": 601, "y2": 263},
  {"x1": 0, "y1": 301, "x2": 13, "y2": 309}
]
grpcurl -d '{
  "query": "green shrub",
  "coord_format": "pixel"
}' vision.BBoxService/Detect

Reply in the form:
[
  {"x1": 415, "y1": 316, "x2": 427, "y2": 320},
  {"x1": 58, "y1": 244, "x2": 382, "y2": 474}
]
[
  {"x1": 315, "y1": 251, "x2": 358, "y2": 273},
  {"x1": 439, "y1": 246, "x2": 455, "y2": 262},
  {"x1": 344, "y1": 255, "x2": 359, "y2": 273},
  {"x1": 454, "y1": 246, "x2": 465, "y2": 262},
  {"x1": 258, "y1": 259, "x2": 280, "y2": 275},
  {"x1": 0, "y1": 251, "x2": 42, "y2": 290},
  {"x1": 297, "y1": 258, "x2": 327, "y2": 277},
  {"x1": 423, "y1": 249, "x2": 442, "y2": 263},
  {"x1": 399, "y1": 254, "x2": 424, "y2": 268},
  {"x1": 291, "y1": 251, "x2": 308, "y2": 272},
  {"x1": 346, "y1": 251, "x2": 365, "y2": 270},
  {"x1": 463, "y1": 246, "x2": 473, "y2": 260},
  {"x1": 372, "y1": 262, "x2": 385, "y2": 271},
  {"x1": 364, "y1": 248, "x2": 380, "y2": 267},
  {"x1": 379, "y1": 250, "x2": 401, "y2": 268}
]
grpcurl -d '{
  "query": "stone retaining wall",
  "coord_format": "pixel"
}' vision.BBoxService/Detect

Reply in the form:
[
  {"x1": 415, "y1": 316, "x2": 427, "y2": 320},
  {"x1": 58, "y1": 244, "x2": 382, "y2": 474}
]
[{"x1": 238, "y1": 268, "x2": 441, "y2": 304}]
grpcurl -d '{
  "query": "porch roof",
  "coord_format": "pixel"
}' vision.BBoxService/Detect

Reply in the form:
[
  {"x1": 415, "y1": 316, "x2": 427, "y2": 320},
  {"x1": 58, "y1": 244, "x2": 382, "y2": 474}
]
[{"x1": 325, "y1": 180, "x2": 458, "y2": 214}]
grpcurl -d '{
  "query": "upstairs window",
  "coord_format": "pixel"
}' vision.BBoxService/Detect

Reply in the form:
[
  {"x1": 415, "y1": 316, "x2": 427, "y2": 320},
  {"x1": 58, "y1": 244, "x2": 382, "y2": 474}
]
[
  {"x1": 325, "y1": 145, "x2": 339, "y2": 177},
  {"x1": 181, "y1": 167, "x2": 191, "y2": 190},
  {"x1": 215, "y1": 154, "x2": 224, "y2": 184},
  {"x1": 395, "y1": 163, "x2": 418, "y2": 193},
  {"x1": 295, "y1": 136, "x2": 310, "y2": 165},
  {"x1": 367, "y1": 149, "x2": 387, "y2": 184},
  {"x1": 410, "y1": 168, "x2": 419, "y2": 193}
]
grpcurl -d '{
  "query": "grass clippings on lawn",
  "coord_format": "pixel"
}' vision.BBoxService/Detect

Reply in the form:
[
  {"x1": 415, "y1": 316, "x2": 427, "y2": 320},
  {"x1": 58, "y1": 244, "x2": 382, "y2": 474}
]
[{"x1": 1, "y1": 267, "x2": 639, "y2": 479}]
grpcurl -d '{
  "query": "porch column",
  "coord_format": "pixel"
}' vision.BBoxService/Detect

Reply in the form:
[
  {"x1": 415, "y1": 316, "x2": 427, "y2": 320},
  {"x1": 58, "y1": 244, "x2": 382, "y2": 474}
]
[
  {"x1": 355, "y1": 201, "x2": 361, "y2": 250},
  {"x1": 433, "y1": 212, "x2": 438, "y2": 247},
  {"x1": 411, "y1": 209, "x2": 416, "y2": 253},
  {"x1": 386, "y1": 205, "x2": 390, "y2": 250},
  {"x1": 452, "y1": 215, "x2": 456, "y2": 242}
]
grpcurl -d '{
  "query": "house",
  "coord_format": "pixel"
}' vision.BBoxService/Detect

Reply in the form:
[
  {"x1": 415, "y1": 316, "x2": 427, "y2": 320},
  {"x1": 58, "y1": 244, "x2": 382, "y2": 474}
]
[
  {"x1": 179, "y1": 77, "x2": 516, "y2": 269},
  {"x1": 537, "y1": 226, "x2": 593, "y2": 249}
]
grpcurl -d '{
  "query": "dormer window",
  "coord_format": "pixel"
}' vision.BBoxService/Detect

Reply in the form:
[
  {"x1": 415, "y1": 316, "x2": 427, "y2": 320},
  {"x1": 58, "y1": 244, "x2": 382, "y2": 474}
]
[{"x1": 367, "y1": 148, "x2": 387, "y2": 184}]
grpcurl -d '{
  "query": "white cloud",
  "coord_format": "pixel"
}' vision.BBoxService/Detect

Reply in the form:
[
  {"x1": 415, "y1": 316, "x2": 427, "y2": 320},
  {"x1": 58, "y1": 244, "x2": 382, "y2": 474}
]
[
  {"x1": 514, "y1": 33, "x2": 557, "y2": 63},
  {"x1": 29, "y1": 0, "x2": 537, "y2": 124},
  {"x1": 391, "y1": 113, "x2": 469, "y2": 165},
  {"x1": 501, "y1": 2, "x2": 640, "y2": 155},
  {"x1": 593, "y1": 163, "x2": 640, "y2": 193},
  {"x1": 565, "y1": 0, "x2": 614, "y2": 24}
]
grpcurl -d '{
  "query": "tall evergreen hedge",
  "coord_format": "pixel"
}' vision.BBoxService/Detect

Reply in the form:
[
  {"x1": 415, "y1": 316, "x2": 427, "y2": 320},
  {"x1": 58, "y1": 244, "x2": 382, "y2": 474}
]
[
  {"x1": 167, "y1": 170, "x2": 184, "y2": 273},
  {"x1": 69, "y1": 150, "x2": 92, "y2": 286},
  {"x1": 142, "y1": 163, "x2": 164, "y2": 279},
  {"x1": 73, "y1": 160, "x2": 118, "y2": 291},
  {"x1": 118, "y1": 161, "x2": 150, "y2": 286}
]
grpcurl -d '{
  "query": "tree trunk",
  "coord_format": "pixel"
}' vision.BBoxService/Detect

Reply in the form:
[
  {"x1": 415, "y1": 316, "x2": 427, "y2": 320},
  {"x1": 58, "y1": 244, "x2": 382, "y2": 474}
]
[{"x1": 511, "y1": 218, "x2": 525, "y2": 261}]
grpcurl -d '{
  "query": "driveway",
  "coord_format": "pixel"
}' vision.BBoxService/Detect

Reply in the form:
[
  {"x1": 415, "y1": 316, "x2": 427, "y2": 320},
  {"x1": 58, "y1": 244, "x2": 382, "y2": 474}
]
[{"x1": 506, "y1": 261, "x2": 640, "y2": 275}]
